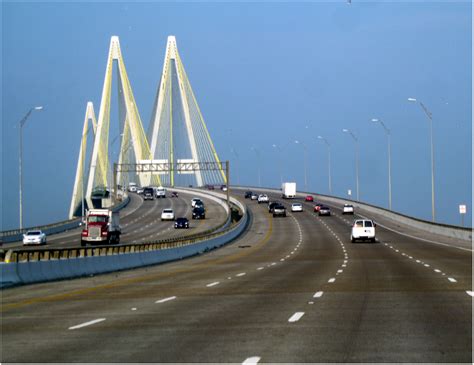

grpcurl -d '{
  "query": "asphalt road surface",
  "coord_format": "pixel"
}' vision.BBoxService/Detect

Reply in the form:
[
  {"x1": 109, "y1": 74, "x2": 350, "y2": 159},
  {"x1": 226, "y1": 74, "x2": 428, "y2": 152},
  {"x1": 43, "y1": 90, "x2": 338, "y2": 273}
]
[
  {"x1": 1, "y1": 190, "x2": 471, "y2": 363},
  {"x1": 7, "y1": 191, "x2": 226, "y2": 250}
]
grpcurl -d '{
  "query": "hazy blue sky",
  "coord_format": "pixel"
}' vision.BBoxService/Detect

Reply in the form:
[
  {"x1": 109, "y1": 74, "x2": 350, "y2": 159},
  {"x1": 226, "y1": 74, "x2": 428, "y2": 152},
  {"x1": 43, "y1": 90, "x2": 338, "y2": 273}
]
[{"x1": 2, "y1": 1, "x2": 472, "y2": 230}]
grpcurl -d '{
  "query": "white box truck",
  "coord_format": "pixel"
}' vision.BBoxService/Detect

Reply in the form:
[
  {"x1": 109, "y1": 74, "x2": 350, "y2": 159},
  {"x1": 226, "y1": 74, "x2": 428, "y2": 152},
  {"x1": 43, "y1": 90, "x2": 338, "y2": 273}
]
[
  {"x1": 282, "y1": 182, "x2": 296, "y2": 199},
  {"x1": 81, "y1": 209, "x2": 121, "y2": 246}
]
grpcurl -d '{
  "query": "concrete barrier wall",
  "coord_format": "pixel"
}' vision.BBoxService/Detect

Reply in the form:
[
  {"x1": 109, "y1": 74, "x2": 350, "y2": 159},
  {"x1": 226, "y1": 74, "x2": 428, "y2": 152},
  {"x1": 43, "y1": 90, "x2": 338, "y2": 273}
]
[
  {"x1": 234, "y1": 186, "x2": 472, "y2": 242},
  {"x1": 0, "y1": 191, "x2": 248, "y2": 288},
  {"x1": 0, "y1": 196, "x2": 131, "y2": 244}
]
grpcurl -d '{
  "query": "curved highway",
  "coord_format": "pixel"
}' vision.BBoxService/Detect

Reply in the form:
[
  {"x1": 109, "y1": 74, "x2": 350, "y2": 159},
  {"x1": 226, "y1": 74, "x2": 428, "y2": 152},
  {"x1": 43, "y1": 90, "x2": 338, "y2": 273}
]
[
  {"x1": 1, "y1": 189, "x2": 471, "y2": 363},
  {"x1": 7, "y1": 191, "x2": 227, "y2": 250}
]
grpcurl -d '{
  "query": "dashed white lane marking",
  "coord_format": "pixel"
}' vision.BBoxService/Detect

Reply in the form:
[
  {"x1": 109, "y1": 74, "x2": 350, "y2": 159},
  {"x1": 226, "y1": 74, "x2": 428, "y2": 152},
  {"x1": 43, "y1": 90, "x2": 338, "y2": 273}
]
[
  {"x1": 271, "y1": 262, "x2": 276, "y2": 266},
  {"x1": 242, "y1": 356, "x2": 261, "y2": 365},
  {"x1": 448, "y1": 277, "x2": 457, "y2": 283},
  {"x1": 131, "y1": 308, "x2": 137, "y2": 311},
  {"x1": 328, "y1": 278, "x2": 336, "y2": 283},
  {"x1": 424, "y1": 264, "x2": 430, "y2": 267},
  {"x1": 206, "y1": 282, "x2": 220, "y2": 287},
  {"x1": 228, "y1": 277, "x2": 232, "y2": 280},
  {"x1": 69, "y1": 318, "x2": 106, "y2": 330},
  {"x1": 257, "y1": 267, "x2": 264, "y2": 271},
  {"x1": 288, "y1": 312, "x2": 305, "y2": 323},
  {"x1": 236, "y1": 272, "x2": 246, "y2": 277},
  {"x1": 434, "y1": 269, "x2": 441, "y2": 273},
  {"x1": 466, "y1": 291, "x2": 474, "y2": 297},
  {"x1": 280, "y1": 259, "x2": 285, "y2": 262},
  {"x1": 313, "y1": 291, "x2": 324, "y2": 298},
  {"x1": 337, "y1": 269, "x2": 343, "y2": 273},
  {"x1": 155, "y1": 296, "x2": 177, "y2": 304}
]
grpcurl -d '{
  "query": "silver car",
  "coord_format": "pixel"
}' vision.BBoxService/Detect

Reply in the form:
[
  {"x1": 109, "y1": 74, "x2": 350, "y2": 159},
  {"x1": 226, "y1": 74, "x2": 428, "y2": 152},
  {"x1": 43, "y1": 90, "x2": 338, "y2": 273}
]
[{"x1": 23, "y1": 230, "x2": 47, "y2": 245}]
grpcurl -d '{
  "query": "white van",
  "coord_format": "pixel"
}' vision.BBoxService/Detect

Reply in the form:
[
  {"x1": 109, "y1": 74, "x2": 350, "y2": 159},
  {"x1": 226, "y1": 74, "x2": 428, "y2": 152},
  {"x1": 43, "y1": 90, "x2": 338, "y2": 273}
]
[
  {"x1": 351, "y1": 219, "x2": 376, "y2": 243},
  {"x1": 155, "y1": 186, "x2": 166, "y2": 198},
  {"x1": 128, "y1": 182, "x2": 137, "y2": 192}
]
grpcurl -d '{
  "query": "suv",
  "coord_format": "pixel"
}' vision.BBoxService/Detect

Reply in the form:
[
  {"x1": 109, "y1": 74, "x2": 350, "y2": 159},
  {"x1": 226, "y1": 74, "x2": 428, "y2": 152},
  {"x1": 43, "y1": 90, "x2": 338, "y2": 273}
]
[
  {"x1": 257, "y1": 194, "x2": 269, "y2": 204},
  {"x1": 143, "y1": 187, "x2": 154, "y2": 200},
  {"x1": 192, "y1": 207, "x2": 206, "y2": 219},
  {"x1": 273, "y1": 204, "x2": 287, "y2": 217},
  {"x1": 351, "y1": 219, "x2": 376, "y2": 243}
]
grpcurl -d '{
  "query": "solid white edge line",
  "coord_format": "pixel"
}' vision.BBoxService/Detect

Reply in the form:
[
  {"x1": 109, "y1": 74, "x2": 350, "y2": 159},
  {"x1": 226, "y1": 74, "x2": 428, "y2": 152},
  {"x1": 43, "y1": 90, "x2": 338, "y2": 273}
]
[
  {"x1": 288, "y1": 312, "x2": 305, "y2": 323},
  {"x1": 155, "y1": 296, "x2": 177, "y2": 303},
  {"x1": 68, "y1": 318, "x2": 106, "y2": 330},
  {"x1": 356, "y1": 212, "x2": 472, "y2": 252},
  {"x1": 242, "y1": 356, "x2": 261, "y2": 365}
]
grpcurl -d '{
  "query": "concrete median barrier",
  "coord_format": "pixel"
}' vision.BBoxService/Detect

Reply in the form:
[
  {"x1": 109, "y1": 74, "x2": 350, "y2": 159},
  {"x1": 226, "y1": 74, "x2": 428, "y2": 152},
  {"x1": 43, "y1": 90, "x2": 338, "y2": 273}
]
[{"x1": 0, "y1": 191, "x2": 248, "y2": 288}]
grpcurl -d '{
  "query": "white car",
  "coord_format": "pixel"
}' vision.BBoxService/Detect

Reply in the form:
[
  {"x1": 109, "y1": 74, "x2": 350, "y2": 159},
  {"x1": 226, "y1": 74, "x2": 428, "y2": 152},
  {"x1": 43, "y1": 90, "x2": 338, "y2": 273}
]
[
  {"x1": 161, "y1": 209, "x2": 175, "y2": 221},
  {"x1": 23, "y1": 230, "x2": 47, "y2": 245},
  {"x1": 128, "y1": 182, "x2": 137, "y2": 192},
  {"x1": 257, "y1": 194, "x2": 269, "y2": 204},
  {"x1": 291, "y1": 203, "x2": 303, "y2": 212},
  {"x1": 191, "y1": 198, "x2": 203, "y2": 207},
  {"x1": 351, "y1": 219, "x2": 376, "y2": 243},
  {"x1": 342, "y1": 204, "x2": 354, "y2": 215},
  {"x1": 250, "y1": 193, "x2": 258, "y2": 200}
]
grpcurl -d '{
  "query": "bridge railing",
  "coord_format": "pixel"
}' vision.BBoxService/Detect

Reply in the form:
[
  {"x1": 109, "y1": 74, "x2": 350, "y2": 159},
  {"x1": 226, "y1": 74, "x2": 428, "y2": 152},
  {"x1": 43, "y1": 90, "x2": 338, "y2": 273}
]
[
  {"x1": 235, "y1": 186, "x2": 472, "y2": 244},
  {"x1": 0, "y1": 195, "x2": 130, "y2": 244},
  {"x1": 0, "y1": 191, "x2": 248, "y2": 287}
]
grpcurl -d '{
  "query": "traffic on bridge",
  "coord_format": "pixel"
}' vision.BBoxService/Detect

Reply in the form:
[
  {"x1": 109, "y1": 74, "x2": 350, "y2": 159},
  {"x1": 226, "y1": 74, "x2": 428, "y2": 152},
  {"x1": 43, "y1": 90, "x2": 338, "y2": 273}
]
[{"x1": 2, "y1": 1, "x2": 471, "y2": 364}]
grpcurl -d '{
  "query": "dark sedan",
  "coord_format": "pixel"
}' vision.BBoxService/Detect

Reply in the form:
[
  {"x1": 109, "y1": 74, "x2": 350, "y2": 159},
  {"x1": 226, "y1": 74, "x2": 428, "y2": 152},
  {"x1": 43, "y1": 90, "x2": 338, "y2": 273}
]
[{"x1": 174, "y1": 217, "x2": 189, "y2": 229}]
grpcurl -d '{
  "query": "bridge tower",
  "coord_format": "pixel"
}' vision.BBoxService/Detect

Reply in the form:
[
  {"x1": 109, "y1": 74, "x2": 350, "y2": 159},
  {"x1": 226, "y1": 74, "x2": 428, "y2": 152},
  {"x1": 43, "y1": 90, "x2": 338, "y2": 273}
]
[
  {"x1": 70, "y1": 36, "x2": 160, "y2": 217},
  {"x1": 69, "y1": 102, "x2": 97, "y2": 219},
  {"x1": 148, "y1": 36, "x2": 226, "y2": 187}
]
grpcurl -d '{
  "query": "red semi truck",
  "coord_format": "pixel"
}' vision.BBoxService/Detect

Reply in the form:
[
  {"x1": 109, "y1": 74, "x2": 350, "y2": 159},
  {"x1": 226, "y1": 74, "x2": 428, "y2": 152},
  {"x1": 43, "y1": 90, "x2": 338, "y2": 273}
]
[{"x1": 81, "y1": 209, "x2": 121, "y2": 246}]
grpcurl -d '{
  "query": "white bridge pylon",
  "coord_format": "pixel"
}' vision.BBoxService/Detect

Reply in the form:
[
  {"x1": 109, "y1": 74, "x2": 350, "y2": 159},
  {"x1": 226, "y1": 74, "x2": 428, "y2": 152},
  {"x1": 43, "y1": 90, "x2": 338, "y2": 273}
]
[
  {"x1": 70, "y1": 35, "x2": 226, "y2": 218},
  {"x1": 148, "y1": 36, "x2": 227, "y2": 187},
  {"x1": 84, "y1": 36, "x2": 160, "y2": 210}
]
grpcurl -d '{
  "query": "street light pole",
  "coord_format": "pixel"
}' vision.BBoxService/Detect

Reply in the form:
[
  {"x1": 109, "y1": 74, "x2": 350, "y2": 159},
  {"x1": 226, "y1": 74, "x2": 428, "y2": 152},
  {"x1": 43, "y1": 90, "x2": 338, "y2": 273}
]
[
  {"x1": 251, "y1": 146, "x2": 261, "y2": 187},
  {"x1": 342, "y1": 129, "x2": 359, "y2": 201},
  {"x1": 230, "y1": 147, "x2": 240, "y2": 186},
  {"x1": 408, "y1": 97, "x2": 435, "y2": 221},
  {"x1": 294, "y1": 140, "x2": 308, "y2": 192},
  {"x1": 317, "y1": 136, "x2": 332, "y2": 195},
  {"x1": 19, "y1": 106, "x2": 43, "y2": 230},
  {"x1": 371, "y1": 119, "x2": 392, "y2": 210}
]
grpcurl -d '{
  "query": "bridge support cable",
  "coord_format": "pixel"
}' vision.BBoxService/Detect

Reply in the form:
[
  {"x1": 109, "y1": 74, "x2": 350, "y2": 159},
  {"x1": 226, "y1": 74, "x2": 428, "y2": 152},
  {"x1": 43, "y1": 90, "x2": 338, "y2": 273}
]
[
  {"x1": 69, "y1": 102, "x2": 97, "y2": 219},
  {"x1": 148, "y1": 36, "x2": 226, "y2": 187},
  {"x1": 84, "y1": 36, "x2": 160, "y2": 210}
]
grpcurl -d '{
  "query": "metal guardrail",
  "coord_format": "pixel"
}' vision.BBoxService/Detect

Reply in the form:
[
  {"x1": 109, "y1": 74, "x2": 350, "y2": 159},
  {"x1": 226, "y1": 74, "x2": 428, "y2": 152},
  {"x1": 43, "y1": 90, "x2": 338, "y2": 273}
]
[
  {"x1": 235, "y1": 185, "x2": 472, "y2": 242},
  {"x1": 0, "y1": 195, "x2": 131, "y2": 244},
  {"x1": 0, "y1": 192, "x2": 248, "y2": 287},
  {"x1": 3, "y1": 203, "x2": 241, "y2": 264}
]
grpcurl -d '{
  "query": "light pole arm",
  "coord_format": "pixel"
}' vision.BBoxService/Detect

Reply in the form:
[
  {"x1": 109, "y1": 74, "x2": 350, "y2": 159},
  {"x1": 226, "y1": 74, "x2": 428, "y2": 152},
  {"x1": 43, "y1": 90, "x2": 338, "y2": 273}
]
[{"x1": 419, "y1": 102, "x2": 433, "y2": 121}]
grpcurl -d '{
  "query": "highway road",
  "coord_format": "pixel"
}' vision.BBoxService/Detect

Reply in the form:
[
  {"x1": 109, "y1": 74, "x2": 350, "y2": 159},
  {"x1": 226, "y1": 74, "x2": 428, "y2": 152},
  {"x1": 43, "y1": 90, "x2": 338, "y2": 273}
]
[
  {"x1": 6, "y1": 191, "x2": 227, "y2": 250},
  {"x1": 1, "y1": 189, "x2": 471, "y2": 363}
]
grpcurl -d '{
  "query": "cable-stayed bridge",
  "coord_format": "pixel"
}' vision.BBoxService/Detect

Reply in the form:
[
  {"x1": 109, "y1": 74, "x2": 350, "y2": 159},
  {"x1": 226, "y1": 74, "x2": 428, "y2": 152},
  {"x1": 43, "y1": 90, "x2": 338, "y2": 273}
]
[{"x1": 69, "y1": 36, "x2": 226, "y2": 218}]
